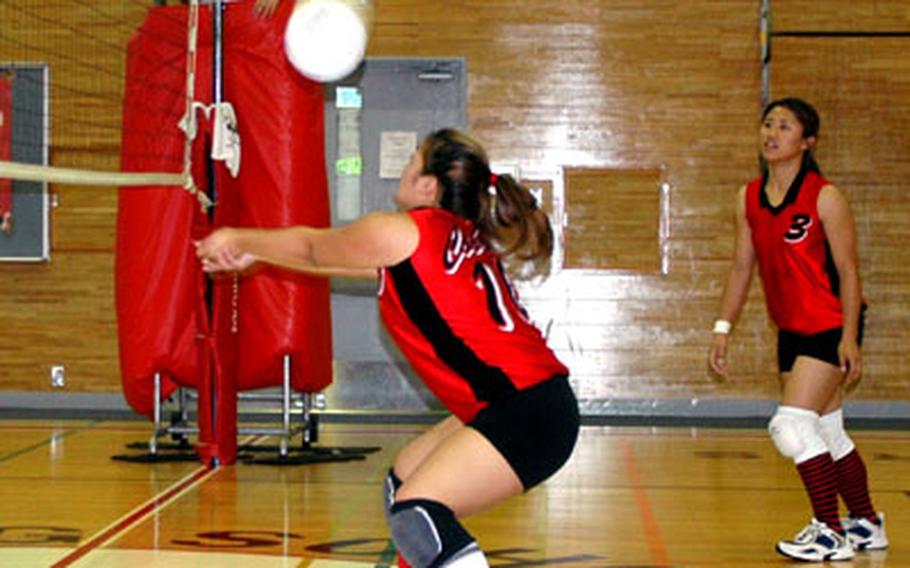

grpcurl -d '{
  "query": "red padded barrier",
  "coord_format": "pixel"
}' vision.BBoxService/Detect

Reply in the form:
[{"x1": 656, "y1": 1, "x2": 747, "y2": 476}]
[
  {"x1": 118, "y1": 6, "x2": 210, "y2": 420},
  {"x1": 117, "y1": 1, "x2": 332, "y2": 463}
]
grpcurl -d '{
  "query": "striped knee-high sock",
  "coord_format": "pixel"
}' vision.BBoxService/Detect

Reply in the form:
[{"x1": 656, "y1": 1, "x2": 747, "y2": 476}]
[
  {"x1": 834, "y1": 449, "x2": 879, "y2": 523},
  {"x1": 796, "y1": 453, "x2": 843, "y2": 533}
]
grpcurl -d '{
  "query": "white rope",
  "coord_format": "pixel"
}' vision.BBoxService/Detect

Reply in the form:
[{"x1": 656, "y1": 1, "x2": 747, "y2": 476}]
[
  {"x1": 180, "y1": 0, "x2": 214, "y2": 211},
  {"x1": 0, "y1": 160, "x2": 186, "y2": 187},
  {"x1": 0, "y1": 1, "x2": 213, "y2": 209}
]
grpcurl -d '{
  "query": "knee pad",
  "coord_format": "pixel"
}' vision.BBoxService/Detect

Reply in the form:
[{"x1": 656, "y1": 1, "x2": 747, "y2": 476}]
[
  {"x1": 818, "y1": 409, "x2": 856, "y2": 461},
  {"x1": 384, "y1": 468, "x2": 402, "y2": 512},
  {"x1": 388, "y1": 499, "x2": 487, "y2": 568},
  {"x1": 768, "y1": 406, "x2": 828, "y2": 464},
  {"x1": 383, "y1": 468, "x2": 403, "y2": 529}
]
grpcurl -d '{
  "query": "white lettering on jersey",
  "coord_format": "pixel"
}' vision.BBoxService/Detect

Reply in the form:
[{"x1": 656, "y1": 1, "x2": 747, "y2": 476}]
[
  {"x1": 474, "y1": 261, "x2": 515, "y2": 332},
  {"x1": 443, "y1": 227, "x2": 487, "y2": 275}
]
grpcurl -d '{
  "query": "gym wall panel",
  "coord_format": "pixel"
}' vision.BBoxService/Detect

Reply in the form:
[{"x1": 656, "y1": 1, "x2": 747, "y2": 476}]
[
  {"x1": 563, "y1": 168, "x2": 663, "y2": 271},
  {"x1": 1, "y1": 0, "x2": 908, "y2": 409}
]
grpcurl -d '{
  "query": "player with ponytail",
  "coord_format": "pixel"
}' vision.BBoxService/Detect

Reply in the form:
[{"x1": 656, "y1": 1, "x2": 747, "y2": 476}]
[{"x1": 197, "y1": 128, "x2": 579, "y2": 567}]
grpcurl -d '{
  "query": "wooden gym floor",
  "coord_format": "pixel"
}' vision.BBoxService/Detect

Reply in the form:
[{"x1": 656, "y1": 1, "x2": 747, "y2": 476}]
[{"x1": 0, "y1": 419, "x2": 906, "y2": 567}]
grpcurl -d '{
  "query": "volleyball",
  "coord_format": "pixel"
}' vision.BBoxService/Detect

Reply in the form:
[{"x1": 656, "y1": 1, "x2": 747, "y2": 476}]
[{"x1": 284, "y1": 0, "x2": 372, "y2": 83}]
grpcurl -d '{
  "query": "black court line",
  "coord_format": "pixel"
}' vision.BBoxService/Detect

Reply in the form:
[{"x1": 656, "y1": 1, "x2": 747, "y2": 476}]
[{"x1": 0, "y1": 421, "x2": 102, "y2": 464}]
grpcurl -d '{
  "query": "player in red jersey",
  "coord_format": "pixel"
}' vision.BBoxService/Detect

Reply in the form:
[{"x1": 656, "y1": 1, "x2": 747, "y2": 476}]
[
  {"x1": 709, "y1": 98, "x2": 886, "y2": 562},
  {"x1": 196, "y1": 128, "x2": 579, "y2": 567}
]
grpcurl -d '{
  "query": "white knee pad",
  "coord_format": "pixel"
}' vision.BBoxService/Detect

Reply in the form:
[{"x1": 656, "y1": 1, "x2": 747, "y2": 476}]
[
  {"x1": 818, "y1": 409, "x2": 856, "y2": 461},
  {"x1": 768, "y1": 406, "x2": 828, "y2": 464}
]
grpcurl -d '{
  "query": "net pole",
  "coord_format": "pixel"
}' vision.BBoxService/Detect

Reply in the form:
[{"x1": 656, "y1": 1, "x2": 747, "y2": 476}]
[
  {"x1": 206, "y1": 0, "x2": 223, "y2": 467},
  {"x1": 209, "y1": 0, "x2": 240, "y2": 467}
]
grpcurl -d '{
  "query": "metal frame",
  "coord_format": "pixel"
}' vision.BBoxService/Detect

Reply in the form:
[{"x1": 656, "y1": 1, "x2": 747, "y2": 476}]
[{"x1": 147, "y1": 355, "x2": 321, "y2": 458}]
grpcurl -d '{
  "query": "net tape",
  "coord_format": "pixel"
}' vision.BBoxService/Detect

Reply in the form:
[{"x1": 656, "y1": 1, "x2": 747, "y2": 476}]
[{"x1": 0, "y1": 0, "x2": 213, "y2": 211}]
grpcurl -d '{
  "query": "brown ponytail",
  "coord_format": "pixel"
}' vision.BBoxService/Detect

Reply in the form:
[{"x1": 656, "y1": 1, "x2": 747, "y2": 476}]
[
  {"x1": 477, "y1": 174, "x2": 553, "y2": 278},
  {"x1": 420, "y1": 129, "x2": 553, "y2": 278}
]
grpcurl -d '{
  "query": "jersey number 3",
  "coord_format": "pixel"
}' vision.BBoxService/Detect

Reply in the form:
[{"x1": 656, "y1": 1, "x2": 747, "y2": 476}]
[{"x1": 784, "y1": 213, "x2": 812, "y2": 244}]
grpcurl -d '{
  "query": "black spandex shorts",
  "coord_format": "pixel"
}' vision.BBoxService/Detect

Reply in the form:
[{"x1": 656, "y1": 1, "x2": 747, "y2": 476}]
[
  {"x1": 468, "y1": 375, "x2": 579, "y2": 491},
  {"x1": 777, "y1": 310, "x2": 865, "y2": 373}
]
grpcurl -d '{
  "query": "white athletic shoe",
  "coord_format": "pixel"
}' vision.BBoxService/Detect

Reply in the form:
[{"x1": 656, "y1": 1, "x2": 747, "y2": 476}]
[
  {"x1": 843, "y1": 513, "x2": 888, "y2": 551},
  {"x1": 776, "y1": 519, "x2": 855, "y2": 562}
]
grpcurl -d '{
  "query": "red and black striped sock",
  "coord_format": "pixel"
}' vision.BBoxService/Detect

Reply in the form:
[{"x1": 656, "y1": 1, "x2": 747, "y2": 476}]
[
  {"x1": 834, "y1": 449, "x2": 879, "y2": 524},
  {"x1": 796, "y1": 453, "x2": 843, "y2": 533}
]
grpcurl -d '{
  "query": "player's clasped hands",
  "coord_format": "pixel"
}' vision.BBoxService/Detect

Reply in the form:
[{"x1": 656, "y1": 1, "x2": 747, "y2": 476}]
[{"x1": 194, "y1": 228, "x2": 256, "y2": 274}]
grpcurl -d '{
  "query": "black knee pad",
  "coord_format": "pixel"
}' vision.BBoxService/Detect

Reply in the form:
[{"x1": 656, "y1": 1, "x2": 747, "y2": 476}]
[
  {"x1": 383, "y1": 468, "x2": 402, "y2": 519},
  {"x1": 388, "y1": 498, "x2": 481, "y2": 568}
]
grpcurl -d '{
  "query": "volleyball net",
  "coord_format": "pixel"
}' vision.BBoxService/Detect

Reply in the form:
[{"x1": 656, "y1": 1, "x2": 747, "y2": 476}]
[
  {"x1": 1, "y1": 0, "x2": 372, "y2": 466},
  {"x1": 0, "y1": 0, "x2": 206, "y2": 206}
]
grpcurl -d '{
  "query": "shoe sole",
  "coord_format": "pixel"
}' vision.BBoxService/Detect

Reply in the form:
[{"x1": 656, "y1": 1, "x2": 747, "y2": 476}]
[
  {"x1": 776, "y1": 544, "x2": 855, "y2": 562},
  {"x1": 853, "y1": 542, "x2": 888, "y2": 551}
]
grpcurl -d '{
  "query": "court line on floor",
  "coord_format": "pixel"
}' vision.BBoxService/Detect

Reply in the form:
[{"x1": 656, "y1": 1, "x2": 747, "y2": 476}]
[
  {"x1": 49, "y1": 464, "x2": 216, "y2": 568},
  {"x1": 0, "y1": 424, "x2": 96, "y2": 464},
  {"x1": 622, "y1": 437, "x2": 669, "y2": 567}
]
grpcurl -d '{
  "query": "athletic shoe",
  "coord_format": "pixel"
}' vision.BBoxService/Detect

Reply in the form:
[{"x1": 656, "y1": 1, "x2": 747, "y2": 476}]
[
  {"x1": 776, "y1": 519, "x2": 855, "y2": 562},
  {"x1": 843, "y1": 513, "x2": 888, "y2": 551}
]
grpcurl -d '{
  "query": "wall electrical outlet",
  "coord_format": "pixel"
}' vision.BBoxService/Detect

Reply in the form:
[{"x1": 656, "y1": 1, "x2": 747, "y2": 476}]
[{"x1": 50, "y1": 365, "x2": 66, "y2": 388}]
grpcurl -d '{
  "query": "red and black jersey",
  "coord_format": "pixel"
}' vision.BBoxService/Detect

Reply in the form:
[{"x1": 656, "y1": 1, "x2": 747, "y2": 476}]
[
  {"x1": 745, "y1": 168, "x2": 844, "y2": 335},
  {"x1": 378, "y1": 207, "x2": 569, "y2": 422}
]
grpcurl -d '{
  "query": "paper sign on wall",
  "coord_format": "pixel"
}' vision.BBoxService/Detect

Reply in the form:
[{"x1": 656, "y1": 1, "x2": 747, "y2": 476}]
[{"x1": 379, "y1": 131, "x2": 417, "y2": 179}]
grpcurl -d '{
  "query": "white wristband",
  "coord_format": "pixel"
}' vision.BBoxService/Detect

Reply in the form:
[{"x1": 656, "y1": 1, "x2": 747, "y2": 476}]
[{"x1": 712, "y1": 319, "x2": 732, "y2": 335}]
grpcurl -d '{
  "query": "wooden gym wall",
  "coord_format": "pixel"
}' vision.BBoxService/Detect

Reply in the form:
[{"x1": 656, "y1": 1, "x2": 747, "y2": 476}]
[{"x1": 0, "y1": 1, "x2": 907, "y2": 404}]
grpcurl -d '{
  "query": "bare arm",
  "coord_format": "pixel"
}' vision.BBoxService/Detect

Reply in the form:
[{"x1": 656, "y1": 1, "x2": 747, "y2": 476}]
[
  {"x1": 0, "y1": 212, "x2": 11, "y2": 235},
  {"x1": 195, "y1": 211, "x2": 419, "y2": 279},
  {"x1": 709, "y1": 185, "x2": 757, "y2": 376},
  {"x1": 818, "y1": 184, "x2": 863, "y2": 385}
]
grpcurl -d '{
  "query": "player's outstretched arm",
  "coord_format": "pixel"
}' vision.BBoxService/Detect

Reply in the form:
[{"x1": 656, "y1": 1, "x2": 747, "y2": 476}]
[{"x1": 195, "y1": 211, "x2": 418, "y2": 280}]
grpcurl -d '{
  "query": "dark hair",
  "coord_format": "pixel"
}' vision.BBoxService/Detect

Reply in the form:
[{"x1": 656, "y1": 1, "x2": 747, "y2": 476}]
[
  {"x1": 760, "y1": 97, "x2": 822, "y2": 175},
  {"x1": 419, "y1": 128, "x2": 553, "y2": 277}
]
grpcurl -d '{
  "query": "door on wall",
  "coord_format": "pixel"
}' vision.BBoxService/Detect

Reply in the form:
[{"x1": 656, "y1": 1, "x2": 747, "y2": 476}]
[
  {"x1": 0, "y1": 64, "x2": 49, "y2": 262},
  {"x1": 323, "y1": 57, "x2": 467, "y2": 413}
]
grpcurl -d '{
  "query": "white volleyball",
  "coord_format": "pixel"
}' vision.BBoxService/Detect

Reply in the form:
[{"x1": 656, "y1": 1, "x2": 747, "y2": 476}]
[{"x1": 284, "y1": 0, "x2": 371, "y2": 83}]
